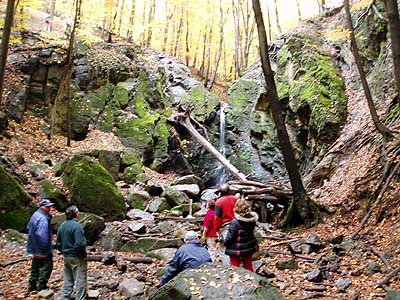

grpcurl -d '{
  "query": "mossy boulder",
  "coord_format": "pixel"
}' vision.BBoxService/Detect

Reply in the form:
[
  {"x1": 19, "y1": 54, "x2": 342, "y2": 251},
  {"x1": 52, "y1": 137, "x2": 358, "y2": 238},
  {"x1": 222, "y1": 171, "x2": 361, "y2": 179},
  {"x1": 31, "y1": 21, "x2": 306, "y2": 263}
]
[
  {"x1": 170, "y1": 202, "x2": 201, "y2": 217},
  {"x1": 0, "y1": 166, "x2": 34, "y2": 231},
  {"x1": 164, "y1": 188, "x2": 191, "y2": 207},
  {"x1": 52, "y1": 212, "x2": 105, "y2": 245},
  {"x1": 98, "y1": 150, "x2": 121, "y2": 180},
  {"x1": 62, "y1": 155, "x2": 126, "y2": 221},
  {"x1": 40, "y1": 180, "x2": 68, "y2": 212},
  {"x1": 128, "y1": 190, "x2": 151, "y2": 210},
  {"x1": 150, "y1": 263, "x2": 283, "y2": 300}
]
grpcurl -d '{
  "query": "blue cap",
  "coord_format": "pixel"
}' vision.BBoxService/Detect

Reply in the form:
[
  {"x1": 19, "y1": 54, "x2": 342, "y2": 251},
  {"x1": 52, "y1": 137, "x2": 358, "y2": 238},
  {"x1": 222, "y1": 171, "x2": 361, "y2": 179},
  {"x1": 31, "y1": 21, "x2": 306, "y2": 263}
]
[{"x1": 39, "y1": 199, "x2": 55, "y2": 207}]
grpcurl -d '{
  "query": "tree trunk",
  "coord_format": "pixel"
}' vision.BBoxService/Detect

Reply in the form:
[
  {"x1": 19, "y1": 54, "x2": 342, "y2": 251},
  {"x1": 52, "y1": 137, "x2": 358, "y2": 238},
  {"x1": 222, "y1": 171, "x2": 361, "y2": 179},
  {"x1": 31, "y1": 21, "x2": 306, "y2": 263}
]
[
  {"x1": 384, "y1": 0, "x2": 400, "y2": 107},
  {"x1": 50, "y1": 0, "x2": 81, "y2": 145},
  {"x1": 185, "y1": 0, "x2": 190, "y2": 66},
  {"x1": 208, "y1": 0, "x2": 225, "y2": 90},
  {"x1": 199, "y1": 26, "x2": 208, "y2": 79},
  {"x1": 232, "y1": 0, "x2": 241, "y2": 78},
  {"x1": 146, "y1": 0, "x2": 155, "y2": 47},
  {"x1": 50, "y1": 0, "x2": 56, "y2": 20},
  {"x1": 127, "y1": 0, "x2": 135, "y2": 42},
  {"x1": 295, "y1": 0, "x2": 302, "y2": 22},
  {"x1": 273, "y1": 0, "x2": 282, "y2": 34},
  {"x1": 0, "y1": 0, "x2": 16, "y2": 103},
  {"x1": 162, "y1": 1, "x2": 173, "y2": 53},
  {"x1": 178, "y1": 116, "x2": 247, "y2": 181},
  {"x1": 173, "y1": 4, "x2": 184, "y2": 57},
  {"x1": 203, "y1": 16, "x2": 214, "y2": 87},
  {"x1": 117, "y1": 0, "x2": 125, "y2": 35},
  {"x1": 344, "y1": 0, "x2": 392, "y2": 138},
  {"x1": 252, "y1": 0, "x2": 318, "y2": 226}
]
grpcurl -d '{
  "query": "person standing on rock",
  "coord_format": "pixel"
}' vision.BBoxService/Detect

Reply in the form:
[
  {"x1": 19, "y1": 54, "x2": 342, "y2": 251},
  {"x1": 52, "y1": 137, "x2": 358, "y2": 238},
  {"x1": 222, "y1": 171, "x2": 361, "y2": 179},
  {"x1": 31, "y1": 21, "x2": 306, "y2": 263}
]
[
  {"x1": 202, "y1": 199, "x2": 218, "y2": 261},
  {"x1": 27, "y1": 199, "x2": 55, "y2": 292},
  {"x1": 56, "y1": 205, "x2": 87, "y2": 300},
  {"x1": 224, "y1": 199, "x2": 258, "y2": 272},
  {"x1": 160, "y1": 231, "x2": 211, "y2": 286}
]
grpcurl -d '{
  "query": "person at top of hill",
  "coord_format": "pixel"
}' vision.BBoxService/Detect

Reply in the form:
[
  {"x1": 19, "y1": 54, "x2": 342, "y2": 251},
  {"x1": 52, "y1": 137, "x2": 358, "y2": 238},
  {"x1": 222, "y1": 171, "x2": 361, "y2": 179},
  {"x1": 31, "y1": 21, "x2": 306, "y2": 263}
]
[{"x1": 214, "y1": 183, "x2": 238, "y2": 232}]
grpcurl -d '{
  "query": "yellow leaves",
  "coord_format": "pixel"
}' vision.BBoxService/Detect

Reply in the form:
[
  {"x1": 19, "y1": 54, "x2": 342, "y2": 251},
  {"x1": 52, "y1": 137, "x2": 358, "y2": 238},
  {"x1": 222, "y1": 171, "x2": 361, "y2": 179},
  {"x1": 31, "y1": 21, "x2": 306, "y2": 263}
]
[
  {"x1": 326, "y1": 25, "x2": 351, "y2": 42},
  {"x1": 351, "y1": 0, "x2": 374, "y2": 12}
]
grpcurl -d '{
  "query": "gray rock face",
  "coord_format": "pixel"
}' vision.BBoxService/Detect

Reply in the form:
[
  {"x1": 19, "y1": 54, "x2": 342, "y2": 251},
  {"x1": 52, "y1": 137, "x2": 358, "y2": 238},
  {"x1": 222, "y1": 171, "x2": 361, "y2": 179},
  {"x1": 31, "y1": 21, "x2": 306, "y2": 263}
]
[
  {"x1": 149, "y1": 263, "x2": 283, "y2": 300},
  {"x1": 147, "y1": 197, "x2": 170, "y2": 213},
  {"x1": 98, "y1": 150, "x2": 121, "y2": 181},
  {"x1": 119, "y1": 278, "x2": 145, "y2": 298},
  {"x1": 169, "y1": 184, "x2": 200, "y2": 198},
  {"x1": 120, "y1": 237, "x2": 183, "y2": 253},
  {"x1": 129, "y1": 221, "x2": 146, "y2": 234},
  {"x1": 172, "y1": 175, "x2": 204, "y2": 189},
  {"x1": 98, "y1": 226, "x2": 125, "y2": 251},
  {"x1": 127, "y1": 209, "x2": 154, "y2": 221},
  {"x1": 164, "y1": 187, "x2": 191, "y2": 207},
  {"x1": 386, "y1": 291, "x2": 400, "y2": 300},
  {"x1": 147, "y1": 248, "x2": 177, "y2": 262}
]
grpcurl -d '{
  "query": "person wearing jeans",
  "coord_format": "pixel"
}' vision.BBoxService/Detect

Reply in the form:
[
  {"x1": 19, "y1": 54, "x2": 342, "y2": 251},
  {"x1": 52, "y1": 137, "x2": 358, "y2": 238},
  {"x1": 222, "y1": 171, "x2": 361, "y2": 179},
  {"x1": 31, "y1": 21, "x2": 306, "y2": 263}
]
[{"x1": 56, "y1": 206, "x2": 87, "y2": 300}]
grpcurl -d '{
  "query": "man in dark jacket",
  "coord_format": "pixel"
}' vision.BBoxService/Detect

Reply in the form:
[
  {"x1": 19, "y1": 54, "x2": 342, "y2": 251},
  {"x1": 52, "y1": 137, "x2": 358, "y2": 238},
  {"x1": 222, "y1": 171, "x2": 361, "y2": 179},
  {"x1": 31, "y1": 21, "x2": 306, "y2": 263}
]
[
  {"x1": 160, "y1": 231, "x2": 211, "y2": 286},
  {"x1": 27, "y1": 199, "x2": 54, "y2": 292},
  {"x1": 56, "y1": 205, "x2": 87, "y2": 300}
]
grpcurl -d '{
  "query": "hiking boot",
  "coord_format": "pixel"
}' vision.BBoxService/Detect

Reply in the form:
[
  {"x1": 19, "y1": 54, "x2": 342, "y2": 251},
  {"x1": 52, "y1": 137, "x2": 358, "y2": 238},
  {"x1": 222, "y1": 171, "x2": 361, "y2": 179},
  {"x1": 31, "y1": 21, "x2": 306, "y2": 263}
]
[{"x1": 28, "y1": 284, "x2": 37, "y2": 292}]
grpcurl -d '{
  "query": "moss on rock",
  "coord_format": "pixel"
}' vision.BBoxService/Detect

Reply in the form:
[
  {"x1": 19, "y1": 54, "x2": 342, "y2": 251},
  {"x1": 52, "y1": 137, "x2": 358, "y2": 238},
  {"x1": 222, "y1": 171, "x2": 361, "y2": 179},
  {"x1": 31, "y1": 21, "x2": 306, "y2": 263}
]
[
  {"x1": 62, "y1": 155, "x2": 126, "y2": 221},
  {"x1": 0, "y1": 166, "x2": 34, "y2": 231}
]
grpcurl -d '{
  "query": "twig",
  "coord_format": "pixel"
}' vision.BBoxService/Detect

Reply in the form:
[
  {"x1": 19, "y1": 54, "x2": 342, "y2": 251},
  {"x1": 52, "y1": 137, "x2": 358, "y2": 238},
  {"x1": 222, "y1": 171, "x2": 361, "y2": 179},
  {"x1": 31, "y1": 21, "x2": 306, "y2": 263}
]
[
  {"x1": 379, "y1": 266, "x2": 400, "y2": 286},
  {"x1": 0, "y1": 257, "x2": 29, "y2": 268},
  {"x1": 371, "y1": 4, "x2": 386, "y2": 20},
  {"x1": 370, "y1": 246, "x2": 391, "y2": 271},
  {"x1": 268, "y1": 238, "x2": 299, "y2": 248},
  {"x1": 351, "y1": 162, "x2": 400, "y2": 239}
]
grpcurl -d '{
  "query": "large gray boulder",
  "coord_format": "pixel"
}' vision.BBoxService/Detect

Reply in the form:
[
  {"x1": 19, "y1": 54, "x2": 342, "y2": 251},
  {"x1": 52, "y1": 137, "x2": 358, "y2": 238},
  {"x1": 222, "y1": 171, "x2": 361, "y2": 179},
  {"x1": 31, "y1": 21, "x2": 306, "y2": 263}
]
[
  {"x1": 150, "y1": 263, "x2": 282, "y2": 300},
  {"x1": 51, "y1": 212, "x2": 105, "y2": 245}
]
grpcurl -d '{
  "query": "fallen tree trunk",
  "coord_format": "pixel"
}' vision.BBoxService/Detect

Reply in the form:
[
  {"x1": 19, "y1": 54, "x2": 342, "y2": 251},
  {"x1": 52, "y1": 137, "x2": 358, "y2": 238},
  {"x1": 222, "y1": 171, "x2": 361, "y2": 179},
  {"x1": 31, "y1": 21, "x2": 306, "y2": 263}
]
[{"x1": 179, "y1": 115, "x2": 247, "y2": 181}]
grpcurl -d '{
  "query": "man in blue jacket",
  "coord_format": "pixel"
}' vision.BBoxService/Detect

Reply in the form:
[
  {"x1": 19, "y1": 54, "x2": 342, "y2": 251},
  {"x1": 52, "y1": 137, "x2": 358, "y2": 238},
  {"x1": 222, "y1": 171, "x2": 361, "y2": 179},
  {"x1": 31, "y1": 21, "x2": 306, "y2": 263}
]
[
  {"x1": 160, "y1": 231, "x2": 211, "y2": 286},
  {"x1": 27, "y1": 199, "x2": 54, "y2": 292},
  {"x1": 56, "y1": 205, "x2": 87, "y2": 300}
]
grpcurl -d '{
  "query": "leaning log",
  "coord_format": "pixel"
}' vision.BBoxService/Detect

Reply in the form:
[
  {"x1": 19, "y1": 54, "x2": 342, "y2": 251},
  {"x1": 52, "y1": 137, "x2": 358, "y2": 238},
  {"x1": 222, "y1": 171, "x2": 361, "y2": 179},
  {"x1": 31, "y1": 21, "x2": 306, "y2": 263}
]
[{"x1": 178, "y1": 115, "x2": 247, "y2": 181}]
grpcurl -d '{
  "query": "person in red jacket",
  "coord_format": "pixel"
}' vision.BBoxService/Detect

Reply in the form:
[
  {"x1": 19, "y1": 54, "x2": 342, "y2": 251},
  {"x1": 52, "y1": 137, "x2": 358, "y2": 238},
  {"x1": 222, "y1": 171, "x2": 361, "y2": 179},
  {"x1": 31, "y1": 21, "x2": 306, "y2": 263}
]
[
  {"x1": 214, "y1": 183, "x2": 238, "y2": 264},
  {"x1": 214, "y1": 183, "x2": 238, "y2": 232},
  {"x1": 202, "y1": 200, "x2": 218, "y2": 261}
]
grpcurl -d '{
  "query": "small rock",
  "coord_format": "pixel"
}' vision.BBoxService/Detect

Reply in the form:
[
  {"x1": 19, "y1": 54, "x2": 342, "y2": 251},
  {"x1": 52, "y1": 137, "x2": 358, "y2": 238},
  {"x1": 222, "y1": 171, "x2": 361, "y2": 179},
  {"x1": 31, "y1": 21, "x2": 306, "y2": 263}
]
[
  {"x1": 88, "y1": 289, "x2": 100, "y2": 298},
  {"x1": 335, "y1": 278, "x2": 352, "y2": 290},
  {"x1": 366, "y1": 261, "x2": 381, "y2": 275},
  {"x1": 128, "y1": 222, "x2": 146, "y2": 234},
  {"x1": 306, "y1": 269, "x2": 323, "y2": 283},
  {"x1": 276, "y1": 258, "x2": 298, "y2": 270},
  {"x1": 38, "y1": 289, "x2": 54, "y2": 299},
  {"x1": 119, "y1": 278, "x2": 145, "y2": 298},
  {"x1": 127, "y1": 209, "x2": 154, "y2": 221}
]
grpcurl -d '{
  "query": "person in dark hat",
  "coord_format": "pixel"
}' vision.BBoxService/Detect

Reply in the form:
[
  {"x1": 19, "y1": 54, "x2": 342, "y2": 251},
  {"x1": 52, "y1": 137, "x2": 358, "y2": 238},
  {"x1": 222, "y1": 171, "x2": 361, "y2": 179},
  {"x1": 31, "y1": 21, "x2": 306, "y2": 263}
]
[{"x1": 27, "y1": 199, "x2": 55, "y2": 292}]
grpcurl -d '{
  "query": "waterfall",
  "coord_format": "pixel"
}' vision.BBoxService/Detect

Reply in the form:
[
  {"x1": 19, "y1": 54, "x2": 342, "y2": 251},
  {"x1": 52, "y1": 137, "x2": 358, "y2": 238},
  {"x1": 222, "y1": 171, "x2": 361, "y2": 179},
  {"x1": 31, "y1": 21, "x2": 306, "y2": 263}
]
[{"x1": 216, "y1": 103, "x2": 228, "y2": 185}]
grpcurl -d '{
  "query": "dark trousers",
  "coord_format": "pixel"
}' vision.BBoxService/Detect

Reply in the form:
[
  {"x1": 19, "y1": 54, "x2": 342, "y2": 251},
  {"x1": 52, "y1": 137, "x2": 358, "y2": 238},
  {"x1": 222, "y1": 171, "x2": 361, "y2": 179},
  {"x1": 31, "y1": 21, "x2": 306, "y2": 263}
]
[{"x1": 29, "y1": 255, "x2": 53, "y2": 290}]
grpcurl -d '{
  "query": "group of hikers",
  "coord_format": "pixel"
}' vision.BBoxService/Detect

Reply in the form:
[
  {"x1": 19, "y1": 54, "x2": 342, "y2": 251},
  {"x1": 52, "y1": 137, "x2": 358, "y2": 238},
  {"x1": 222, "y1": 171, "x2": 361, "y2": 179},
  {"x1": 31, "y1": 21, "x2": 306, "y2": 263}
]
[{"x1": 26, "y1": 183, "x2": 259, "y2": 298}]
